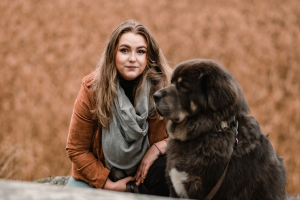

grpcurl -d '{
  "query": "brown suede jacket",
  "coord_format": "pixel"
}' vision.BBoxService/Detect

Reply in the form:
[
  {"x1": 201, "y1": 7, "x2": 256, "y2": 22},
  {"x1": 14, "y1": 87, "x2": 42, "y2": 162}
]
[{"x1": 66, "y1": 72, "x2": 168, "y2": 189}]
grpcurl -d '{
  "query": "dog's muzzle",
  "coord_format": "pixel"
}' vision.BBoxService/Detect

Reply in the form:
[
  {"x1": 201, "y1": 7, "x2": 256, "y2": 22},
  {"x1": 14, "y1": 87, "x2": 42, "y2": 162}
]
[
  {"x1": 153, "y1": 91, "x2": 163, "y2": 103},
  {"x1": 153, "y1": 91, "x2": 164, "y2": 116}
]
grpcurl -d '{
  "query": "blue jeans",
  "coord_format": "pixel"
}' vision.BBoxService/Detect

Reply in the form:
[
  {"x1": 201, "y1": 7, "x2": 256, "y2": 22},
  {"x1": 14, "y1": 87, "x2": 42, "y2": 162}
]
[{"x1": 65, "y1": 176, "x2": 93, "y2": 188}]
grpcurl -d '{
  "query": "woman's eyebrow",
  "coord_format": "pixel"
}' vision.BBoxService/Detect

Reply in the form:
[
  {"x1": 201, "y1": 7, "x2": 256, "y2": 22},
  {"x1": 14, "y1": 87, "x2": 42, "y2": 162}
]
[
  {"x1": 118, "y1": 44, "x2": 147, "y2": 49},
  {"x1": 137, "y1": 46, "x2": 147, "y2": 49},
  {"x1": 118, "y1": 44, "x2": 130, "y2": 48}
]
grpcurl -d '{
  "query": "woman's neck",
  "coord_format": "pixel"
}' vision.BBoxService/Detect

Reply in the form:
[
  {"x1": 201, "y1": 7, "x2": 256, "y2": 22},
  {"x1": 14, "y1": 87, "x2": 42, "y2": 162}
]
[{"x1": 119, "y1": 76, "x2": 140, "y2": 105}]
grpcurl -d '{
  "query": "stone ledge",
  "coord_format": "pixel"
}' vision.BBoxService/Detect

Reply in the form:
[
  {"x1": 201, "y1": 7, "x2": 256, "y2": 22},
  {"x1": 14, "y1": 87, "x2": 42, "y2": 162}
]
[
  {"x1": 0, "y1": 179, "x2": 176, "y2": 200},
  {"x1": 2, "y1": 179, "x2": 300, "y2": 200},
  {"x1": 34, "y1": 176, "x2": 70, "y2": 186}
]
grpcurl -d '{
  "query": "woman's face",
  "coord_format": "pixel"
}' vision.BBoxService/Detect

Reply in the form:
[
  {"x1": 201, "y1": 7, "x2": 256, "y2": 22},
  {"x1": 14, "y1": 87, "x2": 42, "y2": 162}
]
[{"x1": 115, "y1": 32, "x2": 148, "y2": 81}]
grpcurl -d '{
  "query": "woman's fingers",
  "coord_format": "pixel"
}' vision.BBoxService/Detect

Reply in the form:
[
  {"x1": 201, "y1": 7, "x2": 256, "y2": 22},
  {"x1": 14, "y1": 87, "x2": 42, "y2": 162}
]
[
  {"x1": 114, "y1": 176, "x2": 135, "y2": 192},
  {"x1": 135, "y1": 163, "x2": 147, "y2": 183},
  {"x1": 142, "y1": 164, "x2": 150, "y2": 178},
  {"x1": 125, "y1": 176, "x2": 135, "y2": 182},
  {"x1": 141, "y1": 163, "x2": 151, "y2": 183},
  {"x1": 123, "y1": 176, "x2": 135, "y2": 191},
  {"x1": 135, "y1": 164, "x2": 144, "y2": 180},
  {"x1": 135, "y1": 178, "x2": 141, "y2": 186}
]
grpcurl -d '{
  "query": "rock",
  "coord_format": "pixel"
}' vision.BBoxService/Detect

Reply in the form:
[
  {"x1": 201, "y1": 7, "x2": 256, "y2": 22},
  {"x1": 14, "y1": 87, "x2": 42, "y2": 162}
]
[
  {"x1": 34, "y1": 176, "x2": 70, "y2": 186},
  {"x1": 1, "y1": 179, "x2": 174, "y2": 200}
]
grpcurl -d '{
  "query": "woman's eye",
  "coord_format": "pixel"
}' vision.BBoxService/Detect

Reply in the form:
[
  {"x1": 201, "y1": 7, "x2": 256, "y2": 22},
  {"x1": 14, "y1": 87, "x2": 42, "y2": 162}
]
[
  {"x1": 137, "y1": 50, "x2": 146, "y2": 54},
  {"x1": 120, "y1": 49, "x2": 129, "y2": 53}
]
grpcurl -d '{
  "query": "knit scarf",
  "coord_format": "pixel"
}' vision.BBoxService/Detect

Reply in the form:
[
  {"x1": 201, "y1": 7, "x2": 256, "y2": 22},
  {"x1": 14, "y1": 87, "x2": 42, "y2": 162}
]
[{"x1": 102, "y1": 79, "x2": 150, "y2": 176}]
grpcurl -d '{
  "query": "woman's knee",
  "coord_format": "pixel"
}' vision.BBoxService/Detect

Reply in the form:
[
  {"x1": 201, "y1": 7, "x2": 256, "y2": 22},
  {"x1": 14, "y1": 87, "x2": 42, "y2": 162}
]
[{"x1": 65, "y1": 176, "x2": 93, "y2": 188}]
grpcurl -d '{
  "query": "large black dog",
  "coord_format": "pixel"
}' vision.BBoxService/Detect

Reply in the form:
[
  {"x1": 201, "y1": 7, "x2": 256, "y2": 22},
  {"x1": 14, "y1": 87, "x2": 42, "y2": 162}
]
[{"x1": 154, "y1": 59, "x2": 287, "y2": 200}]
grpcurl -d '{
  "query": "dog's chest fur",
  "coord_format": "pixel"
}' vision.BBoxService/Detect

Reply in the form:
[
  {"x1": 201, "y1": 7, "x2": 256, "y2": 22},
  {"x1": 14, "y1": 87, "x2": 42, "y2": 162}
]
[
  {"x1": 165, "y1": 116, "x2": 286, "y2": 200},
  {"x1": 169, "y1": 168, "x2": 189, "y2": 198},
  {"x1": 166, "y1": 129, "x2": 236, "y2": 199}
]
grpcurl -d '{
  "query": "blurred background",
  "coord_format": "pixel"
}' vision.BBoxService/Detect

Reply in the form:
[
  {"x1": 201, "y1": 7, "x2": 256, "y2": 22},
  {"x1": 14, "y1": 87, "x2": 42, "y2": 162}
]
[{"x1": 0, "y1": 0, "x2": 299, "y2": 194}]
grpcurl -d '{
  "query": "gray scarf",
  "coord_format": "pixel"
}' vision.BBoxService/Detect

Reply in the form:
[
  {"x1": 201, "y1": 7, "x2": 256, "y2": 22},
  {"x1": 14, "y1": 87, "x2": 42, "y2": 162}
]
[{"x1": 102, "y1": 79, "x2": 150, "y2": 176}]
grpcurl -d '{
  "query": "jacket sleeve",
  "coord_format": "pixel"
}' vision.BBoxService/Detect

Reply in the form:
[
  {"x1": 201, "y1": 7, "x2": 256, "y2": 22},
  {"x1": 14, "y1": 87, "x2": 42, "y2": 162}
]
[{"x1": 66, "y1": 81, "x2": 110, "y2": 188}]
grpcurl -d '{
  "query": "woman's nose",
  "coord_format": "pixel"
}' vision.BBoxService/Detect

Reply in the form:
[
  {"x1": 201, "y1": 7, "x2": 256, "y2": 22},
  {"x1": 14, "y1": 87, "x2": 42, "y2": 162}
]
[{"x1": 129, "y1": 52, "x2": 136, "y2": 62}]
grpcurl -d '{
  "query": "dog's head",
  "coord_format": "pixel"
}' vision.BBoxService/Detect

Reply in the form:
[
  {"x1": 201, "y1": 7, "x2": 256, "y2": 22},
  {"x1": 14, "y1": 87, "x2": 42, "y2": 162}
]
[{"x1": 154, "y1": 59, "x2": 249, "y2": 141}]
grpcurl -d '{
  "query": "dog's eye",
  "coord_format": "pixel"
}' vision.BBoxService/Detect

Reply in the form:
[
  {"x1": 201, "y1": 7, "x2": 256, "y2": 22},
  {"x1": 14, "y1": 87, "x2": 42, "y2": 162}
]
[
  {"x1": 178, "y1": 82, "x2": 189, "y2": 92},
  {"x1": 180, "y1": 87, "x2": 189, "y2": 92}
]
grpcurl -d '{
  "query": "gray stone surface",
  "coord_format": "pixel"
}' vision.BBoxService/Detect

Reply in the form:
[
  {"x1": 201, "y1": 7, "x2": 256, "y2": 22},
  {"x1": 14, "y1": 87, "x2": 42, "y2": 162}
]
[
  {"x1": 2, "y1": 179, "x2": 299, "y2": 200},
  {"x1": 34, "y1": 176, "x2": 70, "y2": 186},
  {"x1": 0, "y1": 179, "x2": 175, "y2": 200}
]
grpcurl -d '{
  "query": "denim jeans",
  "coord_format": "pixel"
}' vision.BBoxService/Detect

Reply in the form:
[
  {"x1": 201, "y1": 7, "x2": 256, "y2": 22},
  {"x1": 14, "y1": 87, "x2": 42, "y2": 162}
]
[{"x1": 65, "y1": 176, "x2": 92, "y2": 188}]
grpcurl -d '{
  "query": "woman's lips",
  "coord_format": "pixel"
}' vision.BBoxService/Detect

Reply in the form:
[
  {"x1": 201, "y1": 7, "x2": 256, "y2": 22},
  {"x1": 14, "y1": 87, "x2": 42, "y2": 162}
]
[{"x1": 126, "y1": 66, "x2": 138, "y2": 69}]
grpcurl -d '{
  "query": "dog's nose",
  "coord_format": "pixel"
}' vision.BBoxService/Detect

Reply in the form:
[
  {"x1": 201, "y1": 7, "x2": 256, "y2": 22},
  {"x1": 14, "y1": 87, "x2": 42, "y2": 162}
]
[{"x1": 153, "y1": 91, "x2": 162, "y2": 103}]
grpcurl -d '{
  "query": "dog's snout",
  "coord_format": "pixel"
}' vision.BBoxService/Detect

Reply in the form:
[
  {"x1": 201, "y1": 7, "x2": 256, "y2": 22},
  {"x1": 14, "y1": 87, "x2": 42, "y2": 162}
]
[{"x1": 153, "y1": 91, "x2": 162, "y2": 103}]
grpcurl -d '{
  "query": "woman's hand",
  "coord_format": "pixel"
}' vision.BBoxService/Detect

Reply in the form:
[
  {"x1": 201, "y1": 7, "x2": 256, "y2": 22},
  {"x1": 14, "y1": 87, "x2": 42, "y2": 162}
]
[
  {"x1": 103, "y1": 176, "x2": 135, "y2": 192},
  {"x1": 135, "y1": 140, "x2": 167, "y2": 185}
]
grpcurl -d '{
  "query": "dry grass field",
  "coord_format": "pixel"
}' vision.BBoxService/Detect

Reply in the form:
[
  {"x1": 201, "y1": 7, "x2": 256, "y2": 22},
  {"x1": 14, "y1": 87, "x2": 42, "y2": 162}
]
[{"x1": 0, "y1": 0, "x2": 299, "y2": 194}]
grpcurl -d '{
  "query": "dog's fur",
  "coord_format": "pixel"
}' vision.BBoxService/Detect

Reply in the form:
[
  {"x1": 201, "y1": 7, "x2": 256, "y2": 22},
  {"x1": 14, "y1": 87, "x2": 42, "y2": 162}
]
[{"x1": 154, "y1": 59, "x2": 287, "y2": 200}]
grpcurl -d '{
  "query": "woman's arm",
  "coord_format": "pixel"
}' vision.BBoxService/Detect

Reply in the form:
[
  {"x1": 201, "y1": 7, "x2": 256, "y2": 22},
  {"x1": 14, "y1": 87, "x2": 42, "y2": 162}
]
[
  {"x1": 66, "y1": 81, "x2": 110, "y2": 189},
  {"x1": 67, "y1": 80, "x2": 135, "y2": 191}
]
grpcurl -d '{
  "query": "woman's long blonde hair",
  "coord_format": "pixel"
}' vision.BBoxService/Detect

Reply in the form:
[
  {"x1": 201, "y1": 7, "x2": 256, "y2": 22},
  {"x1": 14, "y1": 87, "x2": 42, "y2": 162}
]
[{"x1": 92, "y1": 20, "x2": 171, "y2": 128}]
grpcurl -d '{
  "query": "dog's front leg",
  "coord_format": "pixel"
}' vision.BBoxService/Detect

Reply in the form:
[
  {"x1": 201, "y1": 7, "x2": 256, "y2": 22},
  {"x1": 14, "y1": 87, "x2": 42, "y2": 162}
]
[
  {"x1": 166, "y1": 173, "x2": 180, "y2": 198},
  {"x1": 169, "y1": 185, "x2": 180, "y2": 198}
]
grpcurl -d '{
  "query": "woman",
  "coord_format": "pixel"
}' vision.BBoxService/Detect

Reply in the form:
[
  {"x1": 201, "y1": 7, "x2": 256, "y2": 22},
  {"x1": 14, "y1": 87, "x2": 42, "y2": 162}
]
[{"x1": 65, "y1": 19, "x2": 172, "y2": 196}]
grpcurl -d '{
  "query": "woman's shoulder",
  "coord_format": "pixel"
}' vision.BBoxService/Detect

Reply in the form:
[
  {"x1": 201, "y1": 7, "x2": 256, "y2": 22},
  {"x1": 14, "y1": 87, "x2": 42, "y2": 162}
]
[
  {"x1": 77, "y1": 70, "x2": 97, "y2": 106},
  {"x1": 82, "y1": 70, "x2": 97, "y2": 88}
]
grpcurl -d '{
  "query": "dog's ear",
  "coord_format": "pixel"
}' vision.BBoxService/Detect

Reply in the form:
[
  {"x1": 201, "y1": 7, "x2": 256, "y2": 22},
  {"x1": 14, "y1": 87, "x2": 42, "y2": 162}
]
[{"x1": 206, "y1": 74, "x2": 239, "y2": 112}]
